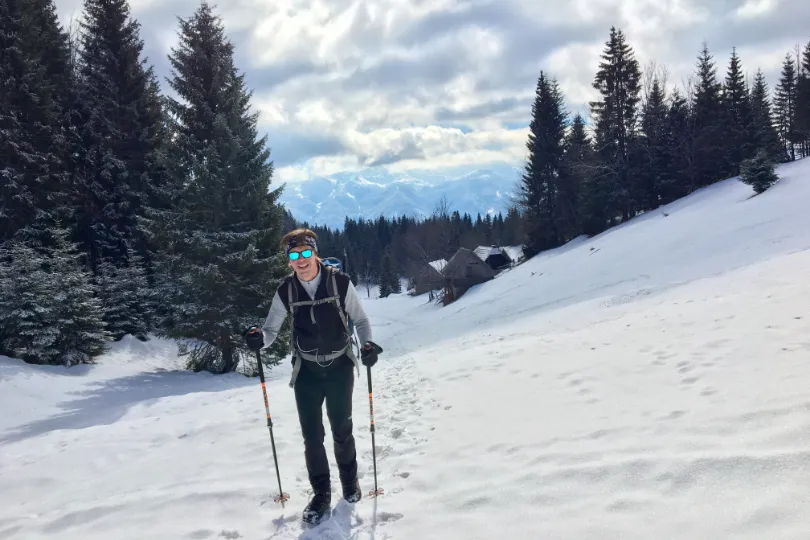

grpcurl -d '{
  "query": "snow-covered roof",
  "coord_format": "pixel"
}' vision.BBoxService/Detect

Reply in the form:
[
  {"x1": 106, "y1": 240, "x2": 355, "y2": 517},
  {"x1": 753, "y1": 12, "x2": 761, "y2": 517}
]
[
  {"x1": 474, "y1": 246, "x2": 510, "y2": 261},
  {"x1": 503, "y1": 245, "x2": 524, "y2": 262},
  {"x1": 428, "y1": 259, "x2": 447, "y2": 273}
]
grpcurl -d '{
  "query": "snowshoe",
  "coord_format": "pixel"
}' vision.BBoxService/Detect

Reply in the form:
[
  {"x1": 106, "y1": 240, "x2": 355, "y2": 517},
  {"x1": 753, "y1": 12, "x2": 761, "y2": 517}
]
[
  {"x1": 302, "y1": 491, "x2": 331, "y2": 525},
  {"x1": 342, "y1": 477, "x2": 362, "y2": 503}
]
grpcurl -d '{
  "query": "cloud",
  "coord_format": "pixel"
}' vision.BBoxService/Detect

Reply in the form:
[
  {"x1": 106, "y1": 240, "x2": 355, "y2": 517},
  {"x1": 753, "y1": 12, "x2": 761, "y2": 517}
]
[
  {"x1": 54, "y1": 0, "x2": 810, "y2": 182},
  {"x1": 266, "y1": 130, "x2": 348, "y2": 167}
]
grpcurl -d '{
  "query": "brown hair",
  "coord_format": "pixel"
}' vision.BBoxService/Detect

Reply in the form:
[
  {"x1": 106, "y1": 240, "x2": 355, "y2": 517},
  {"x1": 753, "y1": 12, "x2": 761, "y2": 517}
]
[{"x1": 280, "y1": 228, "x2": 318, "y2": 252}]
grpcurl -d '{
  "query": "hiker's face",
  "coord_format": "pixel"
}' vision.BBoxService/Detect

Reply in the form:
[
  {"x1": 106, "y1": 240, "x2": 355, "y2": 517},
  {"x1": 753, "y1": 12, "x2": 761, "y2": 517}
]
[{"x1": 288, "y1": 245, "x2": 319, "y2": 281}]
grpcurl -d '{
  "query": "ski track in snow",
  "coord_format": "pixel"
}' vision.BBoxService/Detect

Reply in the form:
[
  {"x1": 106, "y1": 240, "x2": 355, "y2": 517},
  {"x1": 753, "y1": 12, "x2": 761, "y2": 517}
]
[{"x1": 2, "y1": 159, "x2": 810, "y2": 539}]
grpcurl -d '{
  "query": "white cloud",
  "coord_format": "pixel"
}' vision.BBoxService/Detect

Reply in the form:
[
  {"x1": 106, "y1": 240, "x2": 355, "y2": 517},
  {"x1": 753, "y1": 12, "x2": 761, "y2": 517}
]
[
  {"x1": 735, "y1": 0, "x2": 781, "y2": 19},
  {"x1": 54, "y1": 0, "x2": 810, "y2": 179}
]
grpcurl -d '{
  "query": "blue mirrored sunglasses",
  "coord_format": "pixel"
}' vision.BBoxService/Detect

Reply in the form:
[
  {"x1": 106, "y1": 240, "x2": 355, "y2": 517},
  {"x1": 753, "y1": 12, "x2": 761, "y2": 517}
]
[{"x1": 288, "y1": 249, "x2": 313, "y2": 261}]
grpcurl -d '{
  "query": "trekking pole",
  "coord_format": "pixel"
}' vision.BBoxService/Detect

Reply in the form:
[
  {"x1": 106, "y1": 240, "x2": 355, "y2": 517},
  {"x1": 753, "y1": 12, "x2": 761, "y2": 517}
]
[
  {"x1": 253, "y1": 345, "x2": 290, "y2": 507},
  {"x1": 366, "y1": 363, "x2": 384, "y2": 498}
]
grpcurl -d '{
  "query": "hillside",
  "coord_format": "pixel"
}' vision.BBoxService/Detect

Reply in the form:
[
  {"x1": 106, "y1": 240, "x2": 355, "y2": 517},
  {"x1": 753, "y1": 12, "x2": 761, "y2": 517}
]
[{"x1": 0, "y1": 159, "x2": 809, "y2": 540}]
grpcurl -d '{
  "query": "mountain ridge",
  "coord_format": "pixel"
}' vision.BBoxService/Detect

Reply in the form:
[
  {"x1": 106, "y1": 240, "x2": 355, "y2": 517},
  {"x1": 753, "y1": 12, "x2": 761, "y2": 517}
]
[{"x1": 278, "y1": 163, "x2": 522, "y2": 229}]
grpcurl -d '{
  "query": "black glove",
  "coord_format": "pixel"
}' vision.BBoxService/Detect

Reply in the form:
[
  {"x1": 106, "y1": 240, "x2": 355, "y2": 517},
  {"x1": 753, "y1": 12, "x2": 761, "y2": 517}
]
[
  {"x1": 361, "y1": 341, "x2": 382, "y2": 367},
  {"x1": 243, "y1": 326, "x2": 264, "y2": 351}
]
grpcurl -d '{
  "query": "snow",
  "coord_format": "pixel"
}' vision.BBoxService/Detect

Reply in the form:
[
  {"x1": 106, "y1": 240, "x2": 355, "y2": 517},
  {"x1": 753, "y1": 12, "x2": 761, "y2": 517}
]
[
  {"x1": 503, "y1": 244, "x2": 524, "y2": 262},
  {"x1": 428, "y1": 258, "x2": 447, "y2": 273},
  {"x1": 2, "y1": 160, "x2": 810, "y2": 539}
]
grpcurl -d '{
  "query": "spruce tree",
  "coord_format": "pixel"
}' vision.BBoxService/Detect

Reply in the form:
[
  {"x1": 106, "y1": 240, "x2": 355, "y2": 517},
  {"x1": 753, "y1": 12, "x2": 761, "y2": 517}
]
[
  {"x1": 0, "y1": 0, "x2": 73, "y2": 247},
  {"x1": 502, "y1": 206, "x2": 524, "y2": 246},
  {"x1": 659, "y1": 90, "x2": 694, "y2": 204},
  {"x1": 774, "y1": 53, "x2": 798, "y2": 161},
  {"x1": 519, "y1": 71, "x2": 568, "y2": 255},
  {"x1": 739, "y1": 149, "x2": 778, "y2": 194},
  {"x1": 95, "y1": 248, "x2": 152, "y2": 341},
  {"x1": 71, "y1": 0, "x2": 165, "y2": 270},
  {"x1": 378, "y1": 251, "x2": 395, "y2": 298},
  {"x1": 722, "y1": 48, "x2": 754, "y2": 175},
  {"x1": 560, "y1": 113, "x2": 591, "y2": 239},
  {"x1": 794, "y1": 42, "x2": 810, "y2": 158},
  {"x1": 150, "y1": 2, "x2": 289, "y2": 374},
  {"x1": 50, "y1": 228, "x2": 110, "y2": 365},
  {"x1": 691, "y1": 42, "x2": 728, "y2": 186},
  {"x1": 750, "y1": 69, "x2": 785, "y2": 163},
  {"x1": 391, "y1": 254, "x2": 402, "y2": 294},
  {"x1": 0, "y1": 227, "x2": 109, "y2": 365},
  {"x1": 639, "y1": 78, "x2": 668, "y2": 210},
  {"x1": 589, "y1": 26, "x2": 642, "y2": 224},
  {"x1": 0, "y1": 241, "x2": 58, "y2": 361}
]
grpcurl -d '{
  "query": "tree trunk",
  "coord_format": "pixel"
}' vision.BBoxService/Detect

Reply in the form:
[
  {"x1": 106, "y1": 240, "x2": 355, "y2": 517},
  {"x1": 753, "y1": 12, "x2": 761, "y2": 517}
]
[{"x1": 220, "y1": 337, "x2": 235, "y2": 374}]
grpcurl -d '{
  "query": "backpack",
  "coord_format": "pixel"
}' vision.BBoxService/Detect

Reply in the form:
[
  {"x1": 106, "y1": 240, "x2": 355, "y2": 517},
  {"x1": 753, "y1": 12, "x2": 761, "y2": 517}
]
[
  {"x1": 285, "y1": 265, "x2": 358, "y2": 385},
  {"x1": 300, "y1": 258, "x2": 354, "y2": 334}
]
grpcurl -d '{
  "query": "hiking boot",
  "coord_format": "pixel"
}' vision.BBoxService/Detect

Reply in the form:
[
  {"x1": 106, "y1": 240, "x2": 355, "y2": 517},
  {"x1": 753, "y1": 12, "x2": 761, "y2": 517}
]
[
  {"x1": 302, "y1": 491, "x2": 331, "y2": 525},
  {"x1": 342, "y1": 477, "x2": 362, "y2": 503}
]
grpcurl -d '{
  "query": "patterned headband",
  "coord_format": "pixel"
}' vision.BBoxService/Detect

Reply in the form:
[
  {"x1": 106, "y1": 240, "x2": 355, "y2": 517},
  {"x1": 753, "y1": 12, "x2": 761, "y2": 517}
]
[{"x1": 287, "y1": 235, "x2": 318, "y2": 254}]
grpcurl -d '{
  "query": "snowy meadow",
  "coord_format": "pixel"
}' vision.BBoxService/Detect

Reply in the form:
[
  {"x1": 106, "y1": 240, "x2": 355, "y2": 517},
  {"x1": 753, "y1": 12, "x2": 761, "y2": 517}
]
[{"x1": 1, "y1": 159, "x2": 810, "y2": 539}]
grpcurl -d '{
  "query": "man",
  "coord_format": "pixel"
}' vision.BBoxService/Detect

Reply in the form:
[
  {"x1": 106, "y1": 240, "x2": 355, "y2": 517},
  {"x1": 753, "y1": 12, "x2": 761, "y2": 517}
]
[{"x1": 244, "y1": 228, "x2": 380, "y2": 525}]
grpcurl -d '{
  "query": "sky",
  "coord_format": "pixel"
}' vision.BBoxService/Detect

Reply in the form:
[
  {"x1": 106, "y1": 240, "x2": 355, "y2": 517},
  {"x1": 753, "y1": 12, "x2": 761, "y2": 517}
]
[{"x1": 54, "y1": 0, "x2": 810, "y2": 184}]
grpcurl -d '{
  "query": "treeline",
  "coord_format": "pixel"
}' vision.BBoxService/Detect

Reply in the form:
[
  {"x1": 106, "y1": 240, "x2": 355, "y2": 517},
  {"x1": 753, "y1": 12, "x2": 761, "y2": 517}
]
[
  {"x1": 287, "y1": 201, "x2": 524, "y2": 297},
  {"x1": 518, "y1": 28, "x2": 810, "y2": 256},
  {"x1": 2, "y1": 1, "x2": 808, "y2": 373},
  {"x1": 0, "y1": 0, "x2": 290, "y2": 372},
  {"x1": 291, "y1": 29, "x2": 810, "y2": 289}
]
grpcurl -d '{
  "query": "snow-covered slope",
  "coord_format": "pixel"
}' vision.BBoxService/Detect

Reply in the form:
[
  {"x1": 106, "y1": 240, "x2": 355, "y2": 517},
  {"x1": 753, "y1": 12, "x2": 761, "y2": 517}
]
[
  {"x1": 1, "y1": 160, "x2": 809, "y2": 540},
  {"x1": 279, "y1": 164, "x2": 520, "y2": 228}
]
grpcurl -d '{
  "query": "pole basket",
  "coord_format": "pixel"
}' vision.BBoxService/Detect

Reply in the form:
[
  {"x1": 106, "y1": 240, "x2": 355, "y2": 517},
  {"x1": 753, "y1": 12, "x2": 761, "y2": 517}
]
[
  {"x1": 273, "y1": 492, "x2": 291, "y2": 505},
  {"x1": 368, "y1": 487, "x2": 384, "y2": 498}
]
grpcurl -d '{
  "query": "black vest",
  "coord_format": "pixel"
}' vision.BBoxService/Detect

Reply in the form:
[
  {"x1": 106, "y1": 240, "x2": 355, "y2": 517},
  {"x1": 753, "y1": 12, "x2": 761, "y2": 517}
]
[{"x1": 279, "y1": 265, "x2": 351, "y2": 356}]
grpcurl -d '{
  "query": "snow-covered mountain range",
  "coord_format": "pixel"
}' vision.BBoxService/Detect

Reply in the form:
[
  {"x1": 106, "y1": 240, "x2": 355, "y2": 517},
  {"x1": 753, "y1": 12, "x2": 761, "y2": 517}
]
[{"x1": 277, "y1": 163, "x2": 522, "y2": 229}]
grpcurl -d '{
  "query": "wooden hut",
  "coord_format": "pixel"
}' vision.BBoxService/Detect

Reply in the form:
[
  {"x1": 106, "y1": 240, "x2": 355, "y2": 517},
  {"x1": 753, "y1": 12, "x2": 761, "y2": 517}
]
[
  {"x1": 410, "y1": 258, "x2": 446, "y2": 296},
  {"x1": 441, "y1": 248, "x2": 497, "y2": 304}
]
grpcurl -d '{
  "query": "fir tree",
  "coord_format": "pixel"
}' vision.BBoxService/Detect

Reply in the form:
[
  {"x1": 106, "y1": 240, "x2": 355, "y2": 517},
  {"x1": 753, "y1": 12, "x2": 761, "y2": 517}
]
[
  {"x1": 150, "y1": 2, "x2": 289, "y2": 374},
  {"x1": 589, "y1": 26, "x2": 642, "y2": 224},
  {"x1": 750, "y1": 69, "x2": 785, "y2": 163},
  {"x1": 71, "y1": 0, "x2": 165, "y2": 270},
  {"x1": 739, "y1": 149, "x2": 778, "y2": 194},
  {"x1": 774, "y1": 53, "x2": 798, "y2": 161},
  {"x1": 519, "y1": 71, "x2": 568, "y2": 255},
  {"x1": 722, "y1": 48, "x2": 754, "y2": 175},
  {"x1": 0, "y1": 0, "x2": 73, "y2": 247},
  {"x1": 691, "y1": 42, "x2": 728, "y2": 186}
]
